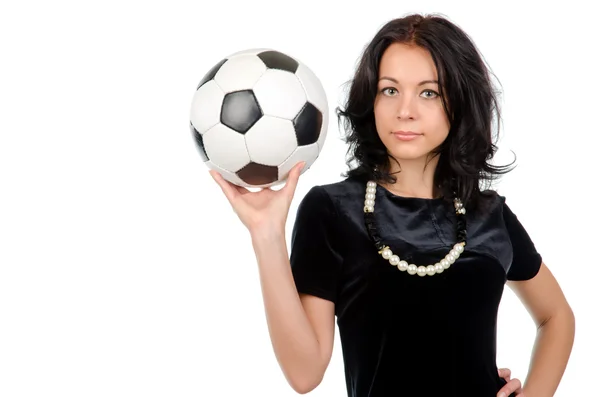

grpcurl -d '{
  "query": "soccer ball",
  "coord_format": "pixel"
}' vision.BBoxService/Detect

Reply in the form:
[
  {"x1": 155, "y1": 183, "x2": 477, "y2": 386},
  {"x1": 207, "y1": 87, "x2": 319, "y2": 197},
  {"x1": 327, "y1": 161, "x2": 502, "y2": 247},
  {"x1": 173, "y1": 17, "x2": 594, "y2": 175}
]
[{"x1": 190, "y1": 48, "x2": 328, "y2": 188}]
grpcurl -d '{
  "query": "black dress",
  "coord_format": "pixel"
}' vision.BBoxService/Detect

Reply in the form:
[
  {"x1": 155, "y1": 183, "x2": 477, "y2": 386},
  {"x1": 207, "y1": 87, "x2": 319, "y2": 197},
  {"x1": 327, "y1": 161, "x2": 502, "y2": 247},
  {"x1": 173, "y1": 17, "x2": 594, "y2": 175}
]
[{"x1": 289, "y1": 175, "x2": 542, "y2": 397}]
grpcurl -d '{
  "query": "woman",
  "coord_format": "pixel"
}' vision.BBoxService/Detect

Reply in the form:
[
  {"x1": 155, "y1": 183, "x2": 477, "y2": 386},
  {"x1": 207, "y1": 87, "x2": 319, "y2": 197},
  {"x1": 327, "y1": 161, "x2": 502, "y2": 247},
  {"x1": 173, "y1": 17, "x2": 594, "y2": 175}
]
[{"x1": 209, "y1": 13, "x2": 575, "y2": 397}]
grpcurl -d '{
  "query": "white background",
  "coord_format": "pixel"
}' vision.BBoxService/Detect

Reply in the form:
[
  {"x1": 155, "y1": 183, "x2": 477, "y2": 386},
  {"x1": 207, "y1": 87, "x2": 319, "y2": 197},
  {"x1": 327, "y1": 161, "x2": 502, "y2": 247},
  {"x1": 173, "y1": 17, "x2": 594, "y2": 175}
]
[{"x1": 1, "y1": 1, "x2": 597, "y2": 396}]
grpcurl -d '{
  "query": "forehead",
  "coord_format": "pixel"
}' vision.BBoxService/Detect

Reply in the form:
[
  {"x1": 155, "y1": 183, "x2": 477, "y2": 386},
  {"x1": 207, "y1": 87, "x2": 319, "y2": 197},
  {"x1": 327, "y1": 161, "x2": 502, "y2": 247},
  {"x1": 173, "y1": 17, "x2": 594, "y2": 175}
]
[{"x1": 378, "y1": 43, "x2": 438, "y2": 83}]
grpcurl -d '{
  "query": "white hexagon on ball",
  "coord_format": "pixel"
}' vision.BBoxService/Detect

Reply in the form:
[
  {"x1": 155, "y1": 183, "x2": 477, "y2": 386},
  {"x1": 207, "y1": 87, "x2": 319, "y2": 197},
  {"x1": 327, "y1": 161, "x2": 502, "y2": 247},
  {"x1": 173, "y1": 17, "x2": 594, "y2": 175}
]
[
  {"x1": 227, "y1": 48, "x2": 271, "y2": 57},
  {"x1": 244, "y1": 116, "x2": 298, "y2": 166},
  {"x1": 214, "y1": 54, "x2": 267, "y2": 93},
  {"x1": 253, "y1": 69, "x2": 306, "y2": 120},
  {"x1": 295, "y1": 62, "x2": 328, "y2": 116},
  {"x1": 189, "y1": 80, "x2": 224, "y2": 135},
  {"x1": 205, "y1": 161, "x2": 253, "y2": 188},
  {"x1": 202, "y1": 123, "x2": 250, "y2": 172},
  {"x1": 278, "y1": 143, "x2": 320, "y2": 179}
]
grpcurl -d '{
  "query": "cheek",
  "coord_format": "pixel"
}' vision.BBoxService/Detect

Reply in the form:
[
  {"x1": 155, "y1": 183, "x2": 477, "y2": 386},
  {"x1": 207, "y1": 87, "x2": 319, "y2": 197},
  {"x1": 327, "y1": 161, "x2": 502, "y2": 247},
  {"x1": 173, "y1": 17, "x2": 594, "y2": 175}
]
[
  {"x1": 424, "y1": 108, "x2": 450, "y2": 140},
  {"x1": 373, "y1": 101, "x2": 390, "y2": 134}
]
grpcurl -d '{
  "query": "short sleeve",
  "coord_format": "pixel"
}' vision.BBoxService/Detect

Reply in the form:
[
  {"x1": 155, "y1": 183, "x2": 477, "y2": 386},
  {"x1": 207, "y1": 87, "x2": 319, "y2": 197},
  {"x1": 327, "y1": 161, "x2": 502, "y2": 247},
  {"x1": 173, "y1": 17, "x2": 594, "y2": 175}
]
[
  {"x1": 289, "y1": 185, "x2": 343, "y2": 303},
  {"x1": 502, "y1": 198, "x2": 542, "y2": 281}
]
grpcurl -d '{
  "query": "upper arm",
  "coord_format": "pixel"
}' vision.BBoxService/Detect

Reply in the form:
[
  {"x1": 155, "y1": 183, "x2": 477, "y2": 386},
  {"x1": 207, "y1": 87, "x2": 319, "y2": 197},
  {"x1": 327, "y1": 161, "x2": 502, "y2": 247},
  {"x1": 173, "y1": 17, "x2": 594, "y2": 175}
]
[
  {"x1": 500, "y1": 198, "x2": 572, "y2": 325},
  {"x1": 508, "y1": 261, "x2": 573, "y2": 327},
  {"x1": 502, "y1": 198, "x2": 542, "y2": 282},
  {"x1": 299, "y1": 293, "x2": 336, "y2": 370},
  {"x1": 289, "y1": 186, "x2": 343, "y2": 374},
  {"x1": 290, "y1": 186, "x2": 344, "y2": 303}
]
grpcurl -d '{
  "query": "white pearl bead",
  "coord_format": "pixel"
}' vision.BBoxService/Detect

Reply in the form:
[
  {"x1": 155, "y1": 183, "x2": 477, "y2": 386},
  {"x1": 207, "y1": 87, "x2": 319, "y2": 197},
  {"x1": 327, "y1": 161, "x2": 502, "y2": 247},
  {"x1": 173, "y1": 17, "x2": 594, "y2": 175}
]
[
  {"x1": 367, "y1": 187, "x2": 376, "y2": 194},
  {"x1": 367, "y1": 181, "x2": 376, "y2": 187},
  {"x1": 441, "y1": 259, "x2": 450, "y2": 269},
  {"x1": 426, "y1": 265, "x2": 436, "y2": 276},
  {"x1": 407, "y1": 265, "x2": 417, "y2": 275},
  {"x1": 398, "y1": 260, "x2": 408, "y2": 271},
  {"x1": 389, "y1": 255, "x2": 400, "y2": 266},
  {"x1": 382, "y1": 248, "x2": 392, "y2": 259},
  {"x1": 450, "y1": 250, "x2": 459, "y2": 260},
  {"x1": 455, "y1": 244, "x2": 464, "y2": 253},
  {"x1": 435, "y1": 263, "x2": 444, "y2": 273},
  {"x1": 446, "y1": 255, "x2": 455, "y2": 264},
  {"x1": 365, "y1": 199, "x2": 375, "y2": 206},
  {"x1": 417, "y1": 266, "x2": 427, "y2": 277},
  {"x1": 366, "y1": 193, "x2": 375, "y2": 200}
]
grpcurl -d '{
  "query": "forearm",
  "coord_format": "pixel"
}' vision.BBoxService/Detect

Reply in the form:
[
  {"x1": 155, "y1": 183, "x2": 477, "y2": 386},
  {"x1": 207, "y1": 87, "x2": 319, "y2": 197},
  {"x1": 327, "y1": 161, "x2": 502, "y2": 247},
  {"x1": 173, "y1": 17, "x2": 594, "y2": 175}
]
[
  {"x1": 523, "y1": 307, "x2": 575, "y2": 396},
  {"x1": 250, "y1": 228, "x2": 324, "y2": 392}
]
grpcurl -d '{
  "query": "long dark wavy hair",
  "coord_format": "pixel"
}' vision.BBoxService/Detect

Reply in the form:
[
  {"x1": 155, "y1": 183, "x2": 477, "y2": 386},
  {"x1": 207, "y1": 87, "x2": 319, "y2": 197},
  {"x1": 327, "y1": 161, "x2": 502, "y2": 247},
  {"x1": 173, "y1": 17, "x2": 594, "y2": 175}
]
[{"x1": 337, "y1": 13, "x2": 515, "y2": 214}]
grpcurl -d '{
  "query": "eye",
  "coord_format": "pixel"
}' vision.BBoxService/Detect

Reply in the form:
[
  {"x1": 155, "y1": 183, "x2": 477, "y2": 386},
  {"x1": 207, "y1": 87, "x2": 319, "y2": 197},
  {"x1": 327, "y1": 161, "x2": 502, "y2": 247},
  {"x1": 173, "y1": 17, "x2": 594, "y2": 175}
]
[
  {"x1": 381, "y1": 87, "x2": 398, "y2": 96},
  {"x1": 421, "y1": 89, "x2": 439, "y2": 99}
]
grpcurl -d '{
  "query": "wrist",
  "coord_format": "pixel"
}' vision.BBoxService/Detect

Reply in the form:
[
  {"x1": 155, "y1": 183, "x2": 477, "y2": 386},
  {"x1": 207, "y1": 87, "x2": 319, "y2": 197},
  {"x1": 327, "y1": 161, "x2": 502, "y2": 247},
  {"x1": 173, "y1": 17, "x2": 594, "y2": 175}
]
[
  {"x1": 250, "y1": 225, "x2": 286, "y2": 245},
  {"x1": 250, "y1": 226, "x2": 289, "y2": 270}
]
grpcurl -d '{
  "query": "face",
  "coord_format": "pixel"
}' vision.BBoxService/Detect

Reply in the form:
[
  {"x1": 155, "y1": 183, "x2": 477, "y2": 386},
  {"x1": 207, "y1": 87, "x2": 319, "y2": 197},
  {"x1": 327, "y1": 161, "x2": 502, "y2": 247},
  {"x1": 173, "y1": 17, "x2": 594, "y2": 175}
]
[{"x1": 374, "y1": 42, "x2": 450, "y2": 166}]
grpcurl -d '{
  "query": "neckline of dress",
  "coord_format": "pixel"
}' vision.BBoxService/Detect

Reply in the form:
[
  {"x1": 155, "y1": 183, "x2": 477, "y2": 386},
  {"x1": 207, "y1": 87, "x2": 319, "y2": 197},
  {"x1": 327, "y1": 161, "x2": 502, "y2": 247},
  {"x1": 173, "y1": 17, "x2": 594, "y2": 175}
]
[{"x1": 376, "y1": 183, "x2": 446, "y2": 203}]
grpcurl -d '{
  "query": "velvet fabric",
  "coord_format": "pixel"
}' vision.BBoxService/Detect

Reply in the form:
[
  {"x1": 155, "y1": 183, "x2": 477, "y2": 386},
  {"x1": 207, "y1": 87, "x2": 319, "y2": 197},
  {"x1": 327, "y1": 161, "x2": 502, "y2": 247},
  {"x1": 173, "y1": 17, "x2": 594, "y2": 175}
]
[{"x1": 289, "y1": 175, "x2": 542, "y2": 397}]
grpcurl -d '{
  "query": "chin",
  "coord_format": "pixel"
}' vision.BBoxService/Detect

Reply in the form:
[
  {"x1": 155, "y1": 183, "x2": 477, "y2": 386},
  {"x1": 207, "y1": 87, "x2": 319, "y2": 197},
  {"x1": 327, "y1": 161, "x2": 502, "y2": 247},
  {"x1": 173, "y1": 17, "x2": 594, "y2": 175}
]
[{"x1": 388, "y1": 147, "x2": 431, "y2": 161}]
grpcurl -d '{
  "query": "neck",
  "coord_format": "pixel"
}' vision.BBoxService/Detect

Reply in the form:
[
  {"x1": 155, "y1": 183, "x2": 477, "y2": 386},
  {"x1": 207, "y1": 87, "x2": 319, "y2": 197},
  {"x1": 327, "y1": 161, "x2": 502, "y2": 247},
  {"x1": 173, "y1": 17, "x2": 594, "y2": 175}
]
[{"x1": 380, "y1": 155, "x2": 440, "y2": 199}]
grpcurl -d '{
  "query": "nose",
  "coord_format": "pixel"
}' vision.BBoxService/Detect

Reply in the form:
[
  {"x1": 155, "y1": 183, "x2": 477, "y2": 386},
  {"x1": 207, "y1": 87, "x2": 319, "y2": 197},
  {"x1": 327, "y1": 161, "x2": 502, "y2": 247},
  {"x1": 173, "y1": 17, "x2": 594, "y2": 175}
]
[{"x1": 396, "y1": 94, "x2": 416, "y2": 120}]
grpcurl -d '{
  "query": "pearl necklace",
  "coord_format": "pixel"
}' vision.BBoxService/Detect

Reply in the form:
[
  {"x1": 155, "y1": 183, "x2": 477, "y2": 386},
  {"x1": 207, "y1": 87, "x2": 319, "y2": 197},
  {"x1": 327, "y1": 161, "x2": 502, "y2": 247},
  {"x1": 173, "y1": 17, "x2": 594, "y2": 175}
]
[{"x1": 363, "y1": 180, "x2": 467, "y2": 277}]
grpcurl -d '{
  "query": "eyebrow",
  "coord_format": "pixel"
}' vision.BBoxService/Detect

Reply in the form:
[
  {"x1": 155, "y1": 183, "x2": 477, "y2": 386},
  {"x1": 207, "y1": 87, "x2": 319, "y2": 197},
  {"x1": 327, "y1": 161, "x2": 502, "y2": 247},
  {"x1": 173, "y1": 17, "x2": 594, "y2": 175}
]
[{"x1": 379, "y1": 77, "x2": 438, "y2": 86}]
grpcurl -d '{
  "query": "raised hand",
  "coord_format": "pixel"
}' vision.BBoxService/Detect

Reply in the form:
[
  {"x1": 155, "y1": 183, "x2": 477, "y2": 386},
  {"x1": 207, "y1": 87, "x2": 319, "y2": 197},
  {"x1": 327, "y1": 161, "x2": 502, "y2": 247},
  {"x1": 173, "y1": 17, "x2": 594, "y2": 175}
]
[{"x1": 209, "y1": 161, "x2": 305, "y2": 235}]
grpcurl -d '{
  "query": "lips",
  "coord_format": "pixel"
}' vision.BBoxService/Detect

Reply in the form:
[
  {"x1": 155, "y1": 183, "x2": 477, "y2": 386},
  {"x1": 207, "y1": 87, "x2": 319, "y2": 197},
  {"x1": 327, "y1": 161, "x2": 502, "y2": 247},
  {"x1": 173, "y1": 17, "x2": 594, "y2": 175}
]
[
  {"x1": 392, "y1": 130, "x2": 421, "y2": 136},
  {"x1": 392, "y1": 131, "x2": 422, "y2": 141}
]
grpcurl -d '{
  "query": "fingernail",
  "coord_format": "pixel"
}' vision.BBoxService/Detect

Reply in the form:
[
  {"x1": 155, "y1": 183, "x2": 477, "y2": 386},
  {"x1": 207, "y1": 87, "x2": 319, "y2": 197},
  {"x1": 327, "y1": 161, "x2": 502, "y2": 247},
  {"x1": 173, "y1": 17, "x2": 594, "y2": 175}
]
[{"x1": 499, "y1": 393, "x2": 506, "y2": 397}]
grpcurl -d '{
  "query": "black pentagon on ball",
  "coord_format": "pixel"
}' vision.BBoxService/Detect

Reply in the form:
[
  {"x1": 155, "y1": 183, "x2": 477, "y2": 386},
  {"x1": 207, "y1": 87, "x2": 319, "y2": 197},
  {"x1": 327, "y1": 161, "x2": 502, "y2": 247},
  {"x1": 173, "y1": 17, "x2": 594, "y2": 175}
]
[
  {"x1": 221, "y1": 90, "x2": 263, "y2": 134},
  {"x1": 293, "y1": 102, "x2": 322, "y2": 146},
  {"x1": 190, "y1": 123, "x2": 209, "y2": 161},
  {"x1": 237, "y1": 162, "x2": 278, "y2": 185},
  {"x1": 197, "y1": 58, "x2": 227, "y2": 90},
  {"x1": 257, "y1": 50, "x2": 299, "y2": 73}
]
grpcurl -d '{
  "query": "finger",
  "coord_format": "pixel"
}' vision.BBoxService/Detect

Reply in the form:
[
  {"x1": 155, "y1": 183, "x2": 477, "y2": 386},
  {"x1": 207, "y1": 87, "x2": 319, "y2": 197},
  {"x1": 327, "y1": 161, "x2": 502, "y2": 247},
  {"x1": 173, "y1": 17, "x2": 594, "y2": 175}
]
[
  {"x1": 209, "y1": 170, "x2": 240, "y2": 202},
  {"x1": 232, "y1": 183, "x2": 252, "y2": 195},
  {"x1": 282, "y1": 161, "x2": 305, "y2": 197},
  {"x1": 497, "y1": 378, "x2": 522, "y2": 397},
  {"x1": 498, "y1": 368, "x2": 511, "y2": 381}
]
